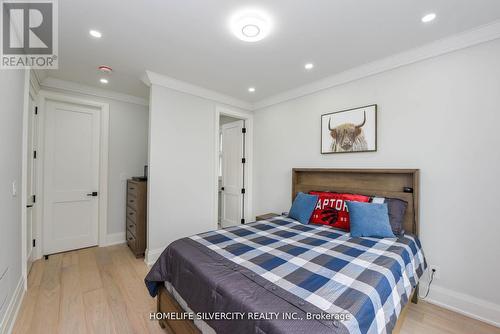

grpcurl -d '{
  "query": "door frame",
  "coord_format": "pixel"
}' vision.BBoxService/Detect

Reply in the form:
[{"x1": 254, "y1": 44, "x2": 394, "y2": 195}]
[
  {"x1": 21, "y1": 70, "x2": 31, "y2": 290},
  {"x1": 33, "y1": 90, "x2": 109, "y2": 259},
  {"x1": 21, "y1": 70, "x2": 41, "y2": 289},
  {"x1": 214, "y1": 106, "x2": 254, "y2": 227},
  {"x1": 25, "y1": 77, "x2": 37, "y2": 273}
]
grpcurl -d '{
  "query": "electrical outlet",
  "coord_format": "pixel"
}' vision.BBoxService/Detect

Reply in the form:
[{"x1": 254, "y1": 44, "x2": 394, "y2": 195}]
[{"x1": 429, "y1": 265, "x2": 440, "y2": 279}]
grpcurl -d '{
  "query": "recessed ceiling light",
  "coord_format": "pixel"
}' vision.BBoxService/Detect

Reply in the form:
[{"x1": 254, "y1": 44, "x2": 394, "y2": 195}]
[
  {"x1": 230, "y1": 9, "x2": 272, "y2": 42},
  {"x1": 100, "y1": 78, "x2": 108, "y2": 84},
  {"x1": 305, "y1": 63, "x2": 314, "y2": 70},
  {"x1": 89, "y1": 30, "x2": 102, "y2": 38},
  {"x1": 421, "y1": 13, "x2": 436, "y2": 23},
  {"x1": 248, "y1": 87, "x2": 256, "y2": 93}
]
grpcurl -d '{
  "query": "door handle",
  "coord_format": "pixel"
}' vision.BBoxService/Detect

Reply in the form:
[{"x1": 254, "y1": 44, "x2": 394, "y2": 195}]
[
  {"x1": 86, "y1": 191, "x2": 98, "y2": 197},
  {"x1": 26, "y1": 204, "x2": 33, "y2": 208}
]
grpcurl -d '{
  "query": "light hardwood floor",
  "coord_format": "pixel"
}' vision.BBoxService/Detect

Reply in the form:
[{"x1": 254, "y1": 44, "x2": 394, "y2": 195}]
[{"x1": 13, "y1": 245, "x2": 500, "y2": 334}]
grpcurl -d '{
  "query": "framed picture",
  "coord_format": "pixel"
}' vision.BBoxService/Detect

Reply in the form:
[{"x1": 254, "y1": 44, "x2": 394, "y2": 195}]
[{"x1": 321, "y1": 104, "x2": 377, "y2": 154}]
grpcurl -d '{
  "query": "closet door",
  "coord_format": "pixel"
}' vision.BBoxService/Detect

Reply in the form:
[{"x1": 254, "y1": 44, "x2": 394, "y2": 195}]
[{"x1": 221, "y1": 120, "x2": 244, "y2": 227}]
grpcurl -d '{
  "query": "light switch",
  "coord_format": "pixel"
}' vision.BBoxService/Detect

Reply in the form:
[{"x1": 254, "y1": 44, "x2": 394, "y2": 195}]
[{"x1": 12, "y1": 180, "x2": 17, "y2": 197}]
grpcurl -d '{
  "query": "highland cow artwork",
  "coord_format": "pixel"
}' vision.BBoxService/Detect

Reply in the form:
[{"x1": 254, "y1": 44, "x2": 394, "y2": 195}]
[{"x1": 321, "y1": 105, "x2": 377, "y2": 154}]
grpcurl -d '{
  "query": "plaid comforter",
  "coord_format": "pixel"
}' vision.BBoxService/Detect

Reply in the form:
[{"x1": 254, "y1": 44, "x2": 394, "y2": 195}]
[{"x1": 191, "y1": 216, "x2": 426, "y2": 334}]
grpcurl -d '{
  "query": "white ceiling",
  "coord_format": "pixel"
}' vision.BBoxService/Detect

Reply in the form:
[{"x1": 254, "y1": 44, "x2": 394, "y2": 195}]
[{"x1": 48, "y1": 0, "x2": 500, "y2": 102}]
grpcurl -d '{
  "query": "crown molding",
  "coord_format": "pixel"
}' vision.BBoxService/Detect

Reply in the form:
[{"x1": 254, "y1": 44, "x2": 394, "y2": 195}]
[
  {"x1": 29, "y1": 70, "x2": 41, "y2": 94},
  {"x1": 40, "y1": 77, "x2": 149, "y2": 106},
  {"x1": 142, "y1": 70, "x2": 252, "y2": 111},
  {"x1": 253, "y1": 19, "x2": 500, "y2": 111}
]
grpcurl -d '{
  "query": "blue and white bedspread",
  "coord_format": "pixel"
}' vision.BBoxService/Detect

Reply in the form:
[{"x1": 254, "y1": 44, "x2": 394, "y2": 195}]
[{"x1": 191, "y1": 216, "x2": 426, "y2": 334}]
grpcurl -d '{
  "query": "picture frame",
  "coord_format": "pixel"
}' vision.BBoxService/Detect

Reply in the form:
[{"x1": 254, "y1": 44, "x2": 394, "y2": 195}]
[{"x1": 321, "y1": 104, "x2": 377, "y2": 154}]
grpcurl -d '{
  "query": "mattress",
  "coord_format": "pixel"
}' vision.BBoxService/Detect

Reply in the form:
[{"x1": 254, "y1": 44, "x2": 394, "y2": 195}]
[{"x1": 146, "y1": 216, "x2": 426, "y2": 334}]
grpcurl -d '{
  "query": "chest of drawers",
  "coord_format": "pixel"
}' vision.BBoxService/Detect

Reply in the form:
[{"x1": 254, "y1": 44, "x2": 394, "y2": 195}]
[{"x1": 126, "y1": 179, "x2": 147, "y2": 257}]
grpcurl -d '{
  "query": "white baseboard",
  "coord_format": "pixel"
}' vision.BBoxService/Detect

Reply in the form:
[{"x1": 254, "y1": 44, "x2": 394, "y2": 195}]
[
  {"x1": 426, "y1": 284, "x2": 500, "y2": 328},
  {"x1": 145, "y1": 247, "x2": 164, "y2": 266},
  {"x1": 0, "y1": 277, "x2": 25, "y2": 334},
  {"x1": 105, "y1": 232, "x2": 126, "y2": 246}
]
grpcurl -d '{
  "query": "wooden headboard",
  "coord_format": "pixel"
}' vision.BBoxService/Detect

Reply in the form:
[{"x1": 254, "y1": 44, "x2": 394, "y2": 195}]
[{"x1": 292, "y1": 169, "x2": 420, "y2": 236}]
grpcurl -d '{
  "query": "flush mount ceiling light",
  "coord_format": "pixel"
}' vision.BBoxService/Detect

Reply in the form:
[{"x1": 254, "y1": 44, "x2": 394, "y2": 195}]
[
  {"x1": 230, "y1": 9, "x2": 272, "y2": 42},
  {"x1": 89, "y1": 29, "x2": 102, "y2": 38},
  {"x1": 100, "y1": 78, "x2": 108, "y2": 84},
  {"x1": 242, "y1": 24, "x2": 260, "y2": 38},
  {"x1": 304, "y1": 63, "x2": 314, "y2": 70},
  {"x1": 421, "y1": 13, "x2": 436, "y2": 23},
  {"x1": 248, "y1": 87, "x2": 256, "y2": 93}
]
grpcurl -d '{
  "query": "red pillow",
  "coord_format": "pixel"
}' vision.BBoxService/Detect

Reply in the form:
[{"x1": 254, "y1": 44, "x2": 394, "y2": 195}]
[{"x1": 309, "y1": 191, "x2": 370, "y2": 230}]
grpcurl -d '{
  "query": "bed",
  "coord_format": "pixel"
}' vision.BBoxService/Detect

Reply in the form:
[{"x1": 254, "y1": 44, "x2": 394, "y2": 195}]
[{"x1": 145, "y1": 168, "x2": 426, "y2": 334}]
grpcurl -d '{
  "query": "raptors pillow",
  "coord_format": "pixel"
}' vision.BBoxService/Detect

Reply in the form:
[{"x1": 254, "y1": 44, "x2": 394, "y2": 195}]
[{"x1": 309, "y1": 191, "x2": 371, "y2": 230}]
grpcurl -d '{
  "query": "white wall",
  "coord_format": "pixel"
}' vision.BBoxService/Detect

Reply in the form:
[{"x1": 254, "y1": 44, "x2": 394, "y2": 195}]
[
  {"x1": 147, "y1": 84, "x2": 251, "y2": 261},
  {"x1": 147, "y1": 85, "x2": 217, "y2": 256},
  {"x1": 107, "y1": 100, "x2": 148, "y2": 235},
  {"x1": 41, "y1": 85, "x2": 149, "y2": 241},
  {"x1": 253, "y1": 39, "x2": 500, "y2": 325},
  {"x1": 0, "y1": 69, "x2": 25, "y2": 329}
]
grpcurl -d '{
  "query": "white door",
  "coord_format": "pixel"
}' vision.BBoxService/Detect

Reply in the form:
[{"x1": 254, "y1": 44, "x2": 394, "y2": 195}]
[
  {"x1": 26, "y1": 95, "x2": 37, "y2": 271},
  {"x1": 221, "y1": 120, "x2": 245, "y2": 227},
  {"x1": 43, "y1": 100, "x2": 100, "y2": 255}
]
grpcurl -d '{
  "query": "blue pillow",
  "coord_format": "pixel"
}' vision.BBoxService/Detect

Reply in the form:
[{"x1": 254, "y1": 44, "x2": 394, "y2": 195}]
[
  {"x1": 288, "y1": 192, "x2": 319, "y2": 224},
  {"x1": 346, "y1": 201, "x2": 395, "y2": 238}
]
